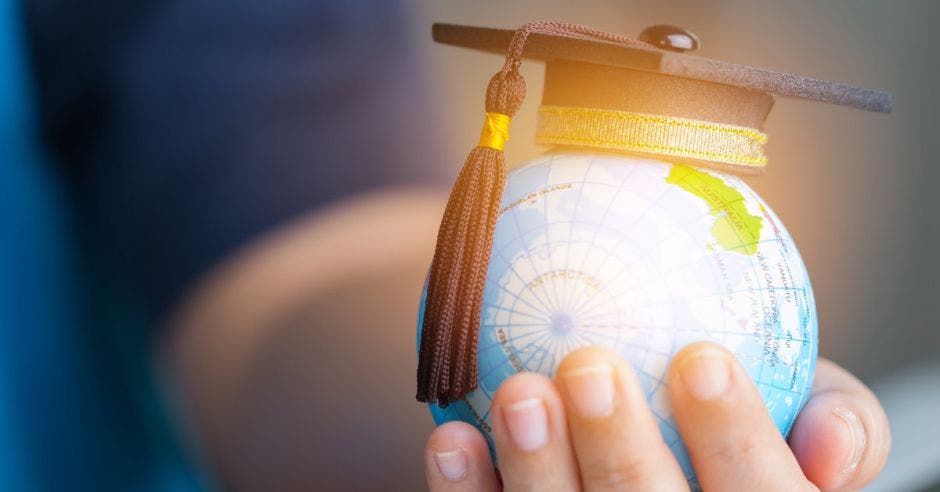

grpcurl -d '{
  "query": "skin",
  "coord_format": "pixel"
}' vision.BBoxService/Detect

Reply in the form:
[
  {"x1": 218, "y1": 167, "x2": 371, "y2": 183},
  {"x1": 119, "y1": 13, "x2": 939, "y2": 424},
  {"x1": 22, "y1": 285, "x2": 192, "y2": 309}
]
[
  {"x1": 158, "y1": 190, "x2": 889, "y2": 490},
  {"x1": 425, "y1": 344, "x2": 891, "y2": 492},
  {"x1": 163, "y1": 188, "x2": 456, "y2": 490}
]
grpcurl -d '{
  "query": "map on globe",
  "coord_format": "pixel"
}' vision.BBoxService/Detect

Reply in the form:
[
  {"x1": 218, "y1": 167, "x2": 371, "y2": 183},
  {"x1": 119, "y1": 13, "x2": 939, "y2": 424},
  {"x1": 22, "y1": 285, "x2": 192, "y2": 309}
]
[{"x1": 417, "y1": 152, "x2": 818, "y2": 485}]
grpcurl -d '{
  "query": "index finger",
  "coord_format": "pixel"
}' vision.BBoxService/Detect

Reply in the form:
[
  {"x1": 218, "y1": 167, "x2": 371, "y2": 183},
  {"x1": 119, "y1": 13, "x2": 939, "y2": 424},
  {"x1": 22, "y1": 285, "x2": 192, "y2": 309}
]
[{"x1": 426, "y1": 421, "x2": 501, "y2": 492}]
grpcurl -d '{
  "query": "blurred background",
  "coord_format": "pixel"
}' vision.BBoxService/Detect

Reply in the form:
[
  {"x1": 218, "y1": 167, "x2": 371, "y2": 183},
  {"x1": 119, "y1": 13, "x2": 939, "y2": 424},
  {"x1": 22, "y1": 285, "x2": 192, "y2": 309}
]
[{"x1": 1, "y1": 0, "x2": 937, "y2": 491}]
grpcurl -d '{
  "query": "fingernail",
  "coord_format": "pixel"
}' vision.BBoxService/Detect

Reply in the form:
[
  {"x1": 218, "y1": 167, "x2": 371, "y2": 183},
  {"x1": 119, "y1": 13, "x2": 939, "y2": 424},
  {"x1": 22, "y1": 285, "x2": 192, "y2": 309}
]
[
  {"x1": 561, "y1": 364, "x2": 615, "y2": 418},
  {"x1": 833, "y1": 407, "x2": 867, "y2": 474},
  {"x1": 677, "y1": 348, "x2": 731, "y2": 401},
  {"x1": 502, "y1": 398, "x2": 549, "y2": 451},
  {"x1": 433, "y1": 449, "x2": 467, "y2": 482}
]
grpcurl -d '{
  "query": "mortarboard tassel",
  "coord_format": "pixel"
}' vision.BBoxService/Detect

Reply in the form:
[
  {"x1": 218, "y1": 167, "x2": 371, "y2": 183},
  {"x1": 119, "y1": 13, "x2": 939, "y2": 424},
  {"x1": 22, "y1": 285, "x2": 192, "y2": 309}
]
[
  {"x1": 414, "y1": 70, "x2": 522, "y2": 407},
  {"x1": 417, "y1": 22, "x2": 655, "y2": 406}
]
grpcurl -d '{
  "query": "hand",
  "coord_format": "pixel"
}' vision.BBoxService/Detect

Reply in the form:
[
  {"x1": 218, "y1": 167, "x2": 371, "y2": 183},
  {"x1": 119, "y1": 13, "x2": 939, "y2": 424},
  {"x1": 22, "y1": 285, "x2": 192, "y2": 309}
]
[{"x1": 424, "y1": 343, "x2": 890, "y2": 491}]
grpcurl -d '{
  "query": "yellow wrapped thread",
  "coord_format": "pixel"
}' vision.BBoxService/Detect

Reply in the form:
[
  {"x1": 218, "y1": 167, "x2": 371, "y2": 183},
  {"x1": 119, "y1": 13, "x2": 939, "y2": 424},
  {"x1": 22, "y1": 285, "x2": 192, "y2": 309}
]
[{"x1": 478, "y1": 112, "x2": 511, "y2": 151}]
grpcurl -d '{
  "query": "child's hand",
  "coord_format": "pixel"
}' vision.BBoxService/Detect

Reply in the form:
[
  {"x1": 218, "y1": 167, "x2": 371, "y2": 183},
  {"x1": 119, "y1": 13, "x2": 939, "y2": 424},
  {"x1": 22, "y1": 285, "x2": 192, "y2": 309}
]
[{"x1": 424, "y1": 343, "x2": 889, "y2": 491}]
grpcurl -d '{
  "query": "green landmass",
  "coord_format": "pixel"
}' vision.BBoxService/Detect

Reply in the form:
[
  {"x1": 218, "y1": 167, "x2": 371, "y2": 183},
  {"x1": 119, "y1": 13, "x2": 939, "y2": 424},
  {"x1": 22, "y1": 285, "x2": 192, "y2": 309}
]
[{"x1": 665, "y1": 165, "x2": 763, "y2": 255}]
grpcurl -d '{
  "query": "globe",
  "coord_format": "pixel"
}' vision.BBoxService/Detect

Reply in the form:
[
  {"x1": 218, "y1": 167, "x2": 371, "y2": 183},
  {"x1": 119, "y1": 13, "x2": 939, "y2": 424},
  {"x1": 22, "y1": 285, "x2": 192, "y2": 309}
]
[{"x1": 417, "y1": 152, "x2": 817, "y2": 486}]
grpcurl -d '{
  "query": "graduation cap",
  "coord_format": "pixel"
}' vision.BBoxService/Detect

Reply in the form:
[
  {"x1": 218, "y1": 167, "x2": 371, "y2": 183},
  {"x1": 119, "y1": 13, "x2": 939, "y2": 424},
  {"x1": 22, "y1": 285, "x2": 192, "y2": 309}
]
[{"x1": 416, "y1": 21, "x2": 891, "y2": 406}]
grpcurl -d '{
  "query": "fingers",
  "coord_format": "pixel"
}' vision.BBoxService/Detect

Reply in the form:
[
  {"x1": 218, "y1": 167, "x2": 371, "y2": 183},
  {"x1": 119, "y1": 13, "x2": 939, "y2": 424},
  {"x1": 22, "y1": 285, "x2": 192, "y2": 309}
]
[
  {"x1": 788, "y1": 358, "x2": 891, "y2": 491},
  {"x1": 491, "y1": 372, "x2": 581, "y2": 491},
  {"x1": 555, "y1": 347, "x2": 689, "y2": 491},
  {"x1": 461, "y1": 347, "x2": 879, "y2": 492},
  {"x1": 426, "y1": 421, "x2": 500, "y2": 492},
  {"x1": 667, "y1": 342, "x2": 814, "y2": 491}
]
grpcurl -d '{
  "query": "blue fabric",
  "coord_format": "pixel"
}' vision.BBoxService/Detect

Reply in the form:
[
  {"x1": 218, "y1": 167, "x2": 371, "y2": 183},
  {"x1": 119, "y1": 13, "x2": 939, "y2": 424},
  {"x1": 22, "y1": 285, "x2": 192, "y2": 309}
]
[
  {"x1": 1, "y1": 0, "x2": 76, "y2": 487},
  {"x1": 27, "y1": 0, "x2": 450, "y2": 319},
  {"x1": 9, "y1": 0, "x2": 445, "y2": 489},
  {"x1": 1, "y1": 1, "x2": 204, "y2": 490}
]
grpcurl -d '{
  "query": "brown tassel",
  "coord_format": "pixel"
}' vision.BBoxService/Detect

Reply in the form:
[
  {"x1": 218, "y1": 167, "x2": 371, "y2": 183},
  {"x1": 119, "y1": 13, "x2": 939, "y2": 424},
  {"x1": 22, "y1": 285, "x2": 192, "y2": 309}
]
[
  {"x1": 417, "y1": 22, "x2": 654, "y2": 406},
  {"x1": 416, "y1": 69, "x2": 525, "y2": 407}
]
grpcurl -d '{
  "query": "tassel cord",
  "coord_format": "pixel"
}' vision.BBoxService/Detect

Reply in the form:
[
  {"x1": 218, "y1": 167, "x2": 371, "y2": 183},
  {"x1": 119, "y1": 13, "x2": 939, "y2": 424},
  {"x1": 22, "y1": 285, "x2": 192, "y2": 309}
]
[{"x1": 417, "y1": 22, "x2": 654, "y2": 406}]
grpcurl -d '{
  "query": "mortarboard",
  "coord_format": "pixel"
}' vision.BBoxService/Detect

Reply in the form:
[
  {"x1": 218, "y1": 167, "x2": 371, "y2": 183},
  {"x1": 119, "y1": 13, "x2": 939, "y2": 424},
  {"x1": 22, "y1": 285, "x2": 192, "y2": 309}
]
[{"x1": 416, "y1": 21, "x2": 891, "y2": 406}]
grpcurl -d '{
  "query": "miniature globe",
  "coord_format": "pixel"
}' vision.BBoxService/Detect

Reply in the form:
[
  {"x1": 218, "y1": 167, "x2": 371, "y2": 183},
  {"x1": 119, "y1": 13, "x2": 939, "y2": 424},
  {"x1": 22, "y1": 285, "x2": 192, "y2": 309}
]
[{"x1": 417, "y1": 152, "x2": 817, "y2": 486}]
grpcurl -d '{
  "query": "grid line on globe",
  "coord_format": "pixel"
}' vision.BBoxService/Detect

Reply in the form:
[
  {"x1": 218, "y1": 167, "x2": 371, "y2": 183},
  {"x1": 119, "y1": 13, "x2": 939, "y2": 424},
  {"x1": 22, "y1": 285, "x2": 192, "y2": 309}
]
[{"x1": 417, "y1": 152, "x2": 818, "y2": 484}]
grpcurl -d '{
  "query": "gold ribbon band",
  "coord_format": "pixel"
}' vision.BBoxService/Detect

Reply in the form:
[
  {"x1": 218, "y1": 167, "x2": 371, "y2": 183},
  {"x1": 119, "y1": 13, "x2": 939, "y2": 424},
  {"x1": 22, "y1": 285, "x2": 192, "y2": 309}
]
[
  {"x1": 536, "y1": 105, "x2": 768, "y2": 168},
  {"x1": 478, "y1": 112, "x2": 511, "y2": 151}
]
